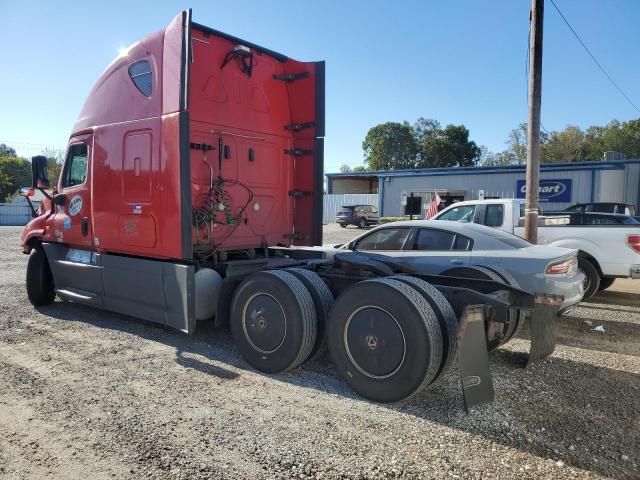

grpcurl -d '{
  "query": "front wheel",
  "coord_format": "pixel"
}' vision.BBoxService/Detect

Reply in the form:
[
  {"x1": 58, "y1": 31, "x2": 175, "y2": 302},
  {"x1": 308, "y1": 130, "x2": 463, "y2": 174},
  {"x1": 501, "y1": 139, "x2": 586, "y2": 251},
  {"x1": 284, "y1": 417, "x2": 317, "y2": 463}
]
[
  {"x1": 578, "y1": 258, "x2": 600, "y2": 299},
  {"x1": 26, "y1": 248, "x2": 55, "y2": 306},
  {"x1": 339, "y1": 224, "x2": 347, "y2": 228},
  {"x1": 358, "y1": 218, "x2": 367, "y2": 229}
]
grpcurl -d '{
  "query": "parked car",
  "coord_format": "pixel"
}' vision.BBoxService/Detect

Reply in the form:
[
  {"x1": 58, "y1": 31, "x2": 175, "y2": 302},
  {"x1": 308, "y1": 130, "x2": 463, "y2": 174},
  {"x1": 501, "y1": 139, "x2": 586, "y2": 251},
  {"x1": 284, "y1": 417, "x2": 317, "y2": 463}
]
[
  {"x1": 543, "y1": 211, "x2": 639, "y2": 225},
  {"x1": 432, "y1": 198, "x2": 640, "y2": 298},
  {"x1": 565, "y1": 202, "x2": 636, "y2": 216},
  {"x1": 323, "y1": 220, "x2": 584, "y2": 313},
  {"x1": 336, "y1": 205, "x2": 379, "y2": 228}
]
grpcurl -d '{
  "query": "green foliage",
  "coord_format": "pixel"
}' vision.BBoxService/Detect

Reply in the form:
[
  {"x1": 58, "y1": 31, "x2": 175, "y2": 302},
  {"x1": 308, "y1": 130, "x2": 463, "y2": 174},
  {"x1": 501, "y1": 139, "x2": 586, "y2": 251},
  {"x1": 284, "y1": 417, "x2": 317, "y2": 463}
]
[
  {"x1": 352, "y1": 165, "x2": 366, "y2": 172},
  {"x1": 417, "y1": 121, "x2": 481, "y2": 168},
  {"x1": 0, "y1": 156, "x2": 32, "y2": 201},
  {"x1": 0, "y1": 169, "x2": 12, "y2": 200},
  {"x1": 362, "y1": 118, "x2": 481, "y2": 171},
  {"x1": 362, "y1": 122, "x2": 418, "y2": 170},
  {"x1": 0, "y1": 144, "x2": 17, "y2": 157},
  {"x1": 481, "y1": 118, "x2": 640, "y2": 166},
  {"x1": 542, "y1": 125, "x2": 590, "y2": 162},
  {"x1": 506, "y1": 123, "x2": 528, "y2": 164}
]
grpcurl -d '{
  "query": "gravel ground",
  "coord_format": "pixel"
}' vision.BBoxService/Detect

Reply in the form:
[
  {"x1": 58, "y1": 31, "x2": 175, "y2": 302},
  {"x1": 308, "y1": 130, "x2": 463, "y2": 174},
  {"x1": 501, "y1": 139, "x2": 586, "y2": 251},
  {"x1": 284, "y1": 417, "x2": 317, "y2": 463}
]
[{"x1": 1, "y1": 224, "x2": 639, "y2": 479}]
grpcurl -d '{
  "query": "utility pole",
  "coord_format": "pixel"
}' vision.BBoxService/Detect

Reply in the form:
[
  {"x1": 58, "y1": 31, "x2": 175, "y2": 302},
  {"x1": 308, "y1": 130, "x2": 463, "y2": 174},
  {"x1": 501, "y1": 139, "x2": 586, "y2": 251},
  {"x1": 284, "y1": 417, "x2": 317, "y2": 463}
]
[{"x1": 524, "y1": 0, "x2": 544, "y2": 243}]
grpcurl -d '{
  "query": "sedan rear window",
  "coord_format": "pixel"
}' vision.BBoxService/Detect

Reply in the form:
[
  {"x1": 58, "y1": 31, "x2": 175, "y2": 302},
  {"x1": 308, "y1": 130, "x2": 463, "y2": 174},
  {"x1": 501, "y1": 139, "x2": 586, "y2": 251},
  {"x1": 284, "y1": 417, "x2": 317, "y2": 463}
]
[{"x1": 413, "y1": 229, "x2": 455, "y2": 251}]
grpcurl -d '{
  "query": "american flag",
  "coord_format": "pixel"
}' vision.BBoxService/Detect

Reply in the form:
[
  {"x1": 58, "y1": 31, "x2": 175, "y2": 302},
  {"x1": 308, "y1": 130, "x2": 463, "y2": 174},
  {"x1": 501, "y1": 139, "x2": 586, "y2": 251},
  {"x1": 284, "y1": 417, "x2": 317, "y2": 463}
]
[{"x1": 425, "y1": 192, "x2": 441, "y2": 219}]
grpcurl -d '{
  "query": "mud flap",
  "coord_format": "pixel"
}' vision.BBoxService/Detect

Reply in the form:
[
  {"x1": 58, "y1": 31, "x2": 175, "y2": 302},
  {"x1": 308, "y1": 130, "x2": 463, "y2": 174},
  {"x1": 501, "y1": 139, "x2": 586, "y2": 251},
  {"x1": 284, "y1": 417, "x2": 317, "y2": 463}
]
[
  {"x1": 527, "y1": 293, "x2": 563, "y2": 366},
  {"x1": 457, "y1": 305, "x2": 494, "y2": 411}
]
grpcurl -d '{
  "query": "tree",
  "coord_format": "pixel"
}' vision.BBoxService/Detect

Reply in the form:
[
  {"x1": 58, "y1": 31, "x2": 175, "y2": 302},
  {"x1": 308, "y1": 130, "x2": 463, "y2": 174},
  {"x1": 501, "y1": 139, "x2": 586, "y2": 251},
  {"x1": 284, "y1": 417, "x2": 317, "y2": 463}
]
[
  {"x1": 418, "y1": 124, "x2": 480, "y2": 168},
  {"x1": 600, "y1": 119, "x2": 640, "y2": 159},
  {"x1": 482, "y1": 151, "x2": 516, "y2": 166},
  {"x1": 339, "y1": 164, "x2": 352, "y2": 173},
  {"x1": 353, "y1": 165, "x2": 366, "y2": 172},
  {"x1": 412, "y1": 118, "x2": 441, "y2": 146},
  {"x1": 0, "y1": 156, "x2": 32, "y2": 201},
  {"x1": 362, "y1": 122, "x2": 418, "y2": 170},
  {"x1": 505, "y1": 123, "x2": 528, "y2": 164},
  {"x1": 542, "y1": 125, "x2": 589, "y2": 162},
  {"x1": 0, "y1": 144, "x2": 17, "y2": 157}
]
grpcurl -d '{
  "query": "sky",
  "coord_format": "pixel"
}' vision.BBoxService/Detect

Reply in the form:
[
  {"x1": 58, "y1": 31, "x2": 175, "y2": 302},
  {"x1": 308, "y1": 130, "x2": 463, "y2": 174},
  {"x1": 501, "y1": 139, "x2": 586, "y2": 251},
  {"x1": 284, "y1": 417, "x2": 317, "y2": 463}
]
[{"x1": 0, "y1": 0, "x2": 639, "y2": 172}]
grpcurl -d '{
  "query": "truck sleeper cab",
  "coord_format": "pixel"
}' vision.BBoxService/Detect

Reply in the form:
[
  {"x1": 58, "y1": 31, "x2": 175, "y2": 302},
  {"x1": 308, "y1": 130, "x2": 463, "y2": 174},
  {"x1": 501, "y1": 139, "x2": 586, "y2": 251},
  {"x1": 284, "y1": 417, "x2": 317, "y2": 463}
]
[{"x1": 21, "y1": 11, "x2": 560, "y2": 409}]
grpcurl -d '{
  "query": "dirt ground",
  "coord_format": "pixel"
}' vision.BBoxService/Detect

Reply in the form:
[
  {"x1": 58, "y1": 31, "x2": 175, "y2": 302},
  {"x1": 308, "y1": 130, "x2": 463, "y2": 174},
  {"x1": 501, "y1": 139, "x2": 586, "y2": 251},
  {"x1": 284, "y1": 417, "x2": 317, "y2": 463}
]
[{"x1": 1, "y1": 225, "x2": 639, "y2": 479}]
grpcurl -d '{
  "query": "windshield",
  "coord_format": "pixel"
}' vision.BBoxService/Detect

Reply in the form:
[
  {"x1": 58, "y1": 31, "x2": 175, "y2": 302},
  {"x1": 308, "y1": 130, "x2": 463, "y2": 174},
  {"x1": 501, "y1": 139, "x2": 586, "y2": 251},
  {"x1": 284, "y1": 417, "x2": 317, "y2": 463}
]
[{"x1": 438, "y1": 205, "x2": 475, "y2": 222}]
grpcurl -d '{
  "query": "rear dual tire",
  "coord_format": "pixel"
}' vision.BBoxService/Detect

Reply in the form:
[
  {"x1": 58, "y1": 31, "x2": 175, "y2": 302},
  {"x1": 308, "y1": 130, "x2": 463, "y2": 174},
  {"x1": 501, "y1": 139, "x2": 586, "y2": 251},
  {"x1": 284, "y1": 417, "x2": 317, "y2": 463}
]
[
  {"x1": 230, "y1": 270, "x2": 317, "y2": 374},
  {"x1": 327, "y1": 278, "x2": 445, "y2": 403}
]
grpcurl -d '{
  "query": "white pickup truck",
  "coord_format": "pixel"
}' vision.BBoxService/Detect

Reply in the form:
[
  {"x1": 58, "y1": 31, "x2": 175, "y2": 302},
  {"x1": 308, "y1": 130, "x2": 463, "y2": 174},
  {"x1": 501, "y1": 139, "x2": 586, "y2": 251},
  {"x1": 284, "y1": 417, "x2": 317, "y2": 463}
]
[{"x1": 433, "y1": 198, "x2": 640, "y2": 298}]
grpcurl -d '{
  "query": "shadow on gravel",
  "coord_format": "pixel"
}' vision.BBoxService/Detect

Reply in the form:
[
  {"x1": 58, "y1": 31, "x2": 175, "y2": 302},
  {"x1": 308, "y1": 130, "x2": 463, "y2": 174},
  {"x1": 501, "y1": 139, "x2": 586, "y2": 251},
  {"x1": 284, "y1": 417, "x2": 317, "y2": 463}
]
[
  {"x1": 35, "y1": 302, "x2": 242, "y2": 381},
  {"x1": 523, "y1": 314, "x2": 640, "y2": 357},
  {"x1": 396, "y1": 349, "x2": 640, "y2": 480},
  {"x1": 36, "y1": 300, "x2": 639, "y2": 480},
  {"x1": 587, "y1": 291, "x2": 640, "y2": 307}
]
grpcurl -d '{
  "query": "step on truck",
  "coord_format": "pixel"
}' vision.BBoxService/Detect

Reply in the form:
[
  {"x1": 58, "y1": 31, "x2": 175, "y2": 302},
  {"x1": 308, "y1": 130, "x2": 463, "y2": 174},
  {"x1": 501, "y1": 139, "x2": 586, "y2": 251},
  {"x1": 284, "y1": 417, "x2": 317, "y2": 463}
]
[{"x1": 20, "y1": 10, "x2": 561, "y2": 410}]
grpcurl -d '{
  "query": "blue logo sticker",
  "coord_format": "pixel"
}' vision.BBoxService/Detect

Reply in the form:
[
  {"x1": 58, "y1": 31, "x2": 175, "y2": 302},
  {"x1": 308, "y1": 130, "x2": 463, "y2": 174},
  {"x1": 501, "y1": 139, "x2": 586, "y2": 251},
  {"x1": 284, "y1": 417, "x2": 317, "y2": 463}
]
[
  {"x1": 516, "y1": 179, "x2": 572, "y2": 203},
  {"x1": 63, "y1": 218, "x2": 71, "y2": 230}
]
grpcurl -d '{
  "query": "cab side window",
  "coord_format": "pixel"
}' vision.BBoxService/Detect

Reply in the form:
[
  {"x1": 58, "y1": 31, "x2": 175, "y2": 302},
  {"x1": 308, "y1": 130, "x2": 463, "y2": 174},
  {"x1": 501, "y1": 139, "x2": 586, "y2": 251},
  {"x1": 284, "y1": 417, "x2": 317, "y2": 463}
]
[
  {"x1": 129, "y1": 60, "x2": 153, "y2": 97},
  {"x1": 62, "y1": 144, "x2": 88, "y2": 188},
  {"x1": 484, "y1": 204, "x2": 504, "y2": 227}
]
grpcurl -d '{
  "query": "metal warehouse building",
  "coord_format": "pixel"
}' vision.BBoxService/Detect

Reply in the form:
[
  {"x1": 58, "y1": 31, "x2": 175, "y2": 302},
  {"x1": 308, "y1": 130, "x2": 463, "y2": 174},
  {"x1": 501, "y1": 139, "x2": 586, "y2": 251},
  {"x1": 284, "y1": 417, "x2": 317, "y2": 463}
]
[{"x1": 326, "y1": 159, "x2": 640, "y2": 217}]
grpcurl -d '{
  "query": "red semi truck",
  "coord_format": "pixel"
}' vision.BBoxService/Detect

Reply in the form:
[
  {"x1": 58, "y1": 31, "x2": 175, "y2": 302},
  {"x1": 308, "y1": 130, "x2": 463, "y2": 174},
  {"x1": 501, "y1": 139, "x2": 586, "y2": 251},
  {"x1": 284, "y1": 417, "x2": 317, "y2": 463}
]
[{"x1": 20, "y1": 10, "x2": 560, "y2": 409}]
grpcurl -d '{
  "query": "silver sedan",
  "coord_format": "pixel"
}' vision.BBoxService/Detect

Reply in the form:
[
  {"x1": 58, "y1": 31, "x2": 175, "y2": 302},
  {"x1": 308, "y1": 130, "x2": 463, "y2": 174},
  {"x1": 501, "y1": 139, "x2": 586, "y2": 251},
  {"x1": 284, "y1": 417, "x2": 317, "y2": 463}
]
[{"x1": 324, "y1": 220, "x2": 585, "y2": 312}]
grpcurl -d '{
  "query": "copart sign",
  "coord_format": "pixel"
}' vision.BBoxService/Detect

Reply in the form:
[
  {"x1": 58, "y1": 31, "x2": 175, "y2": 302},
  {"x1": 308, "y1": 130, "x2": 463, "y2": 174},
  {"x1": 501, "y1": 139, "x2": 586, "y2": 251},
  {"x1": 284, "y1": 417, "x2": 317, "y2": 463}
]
[{"x1": 516, "y1": 179, "x2": 572, "y2": 203}]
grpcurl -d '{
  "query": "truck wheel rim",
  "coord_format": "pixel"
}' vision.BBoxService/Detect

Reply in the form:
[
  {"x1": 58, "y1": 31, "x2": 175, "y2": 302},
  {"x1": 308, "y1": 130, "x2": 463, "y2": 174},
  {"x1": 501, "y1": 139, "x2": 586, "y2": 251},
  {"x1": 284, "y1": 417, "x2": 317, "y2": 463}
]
[
  {"x1": 242, "y1": 293, "x2": 287, "y2": 354},
  {"x1": 344, "y1": 306, "x2": 406, "y2": 379}
]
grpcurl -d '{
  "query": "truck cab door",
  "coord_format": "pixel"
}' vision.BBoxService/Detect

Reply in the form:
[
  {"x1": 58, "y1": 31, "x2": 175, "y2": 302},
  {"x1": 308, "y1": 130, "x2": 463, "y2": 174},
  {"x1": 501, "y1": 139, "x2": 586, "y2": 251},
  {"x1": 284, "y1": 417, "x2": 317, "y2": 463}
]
[
  {"x1": 43, "y1": 133, "x2": 104, "y2": 307},
  {"x1": 51, "y1": 135, "x2": 94, "y2": 249}
]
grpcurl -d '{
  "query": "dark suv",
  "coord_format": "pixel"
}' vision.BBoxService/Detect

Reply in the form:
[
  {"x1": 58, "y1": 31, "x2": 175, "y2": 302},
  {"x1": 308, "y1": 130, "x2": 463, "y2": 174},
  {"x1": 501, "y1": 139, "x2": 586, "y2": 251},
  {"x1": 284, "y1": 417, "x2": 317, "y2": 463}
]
[{"x1": 336, "y1": 205, "x2": 379, "y2": 228}]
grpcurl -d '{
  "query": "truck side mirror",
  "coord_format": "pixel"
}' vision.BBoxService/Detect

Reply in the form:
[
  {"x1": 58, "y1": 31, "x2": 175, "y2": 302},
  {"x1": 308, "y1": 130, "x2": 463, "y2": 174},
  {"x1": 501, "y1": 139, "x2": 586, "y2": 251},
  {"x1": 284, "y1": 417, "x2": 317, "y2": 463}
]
[
  {"x1": 19, "y1": 187, "x2": 35, "y2": 197},
  {"x1": 31, "y1": 155, "x2": 49, "y2": 188}
]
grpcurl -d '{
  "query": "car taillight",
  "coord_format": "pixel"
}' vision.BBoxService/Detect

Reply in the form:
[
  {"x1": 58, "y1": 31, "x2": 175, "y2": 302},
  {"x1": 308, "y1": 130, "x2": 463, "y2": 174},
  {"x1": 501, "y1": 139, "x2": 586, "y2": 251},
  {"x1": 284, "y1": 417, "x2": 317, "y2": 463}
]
[
  {"x1": 627, "y1": 235, "x2": 640, "y2": 253},
  {"x1": 546, "y1": 257, "x2": 578, "y2": 275}
]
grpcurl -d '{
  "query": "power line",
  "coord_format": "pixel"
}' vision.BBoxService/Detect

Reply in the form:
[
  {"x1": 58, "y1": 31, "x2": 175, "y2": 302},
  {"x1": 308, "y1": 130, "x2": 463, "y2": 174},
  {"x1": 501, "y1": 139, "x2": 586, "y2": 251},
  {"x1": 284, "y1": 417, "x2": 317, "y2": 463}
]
[
  {"x1": 549, "y1": 0, "x2": 640, "y2": 115},
  {"x1": 0, "y1": 140, "x2": 65, "y2": 149}
]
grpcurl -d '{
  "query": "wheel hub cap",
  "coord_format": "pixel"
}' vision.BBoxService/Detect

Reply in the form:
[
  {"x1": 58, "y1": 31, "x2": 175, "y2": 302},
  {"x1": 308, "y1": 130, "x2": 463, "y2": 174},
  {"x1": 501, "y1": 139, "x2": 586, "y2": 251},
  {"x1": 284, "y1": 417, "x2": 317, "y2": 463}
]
[
  {"x1": 345, "y1": 306, "x2": 406, "y2": 378},
  {"x1": 243, "y1": 294, "x2": 286, "y2": 354}
]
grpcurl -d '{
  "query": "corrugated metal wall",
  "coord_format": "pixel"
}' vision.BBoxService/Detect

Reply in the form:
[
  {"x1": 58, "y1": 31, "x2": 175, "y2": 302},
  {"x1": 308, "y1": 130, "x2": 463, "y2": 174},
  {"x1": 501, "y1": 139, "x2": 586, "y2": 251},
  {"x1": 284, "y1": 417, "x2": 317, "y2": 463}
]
[
  {"x1": 622, "y1": 163, "x2": 640, "y2": 210},
  {"x1": 0, "y1": 203, "x2": 33, "y2": 226},
  {"x1": 323, "y1": 194, "x2": 379, "y2": 223},
  {"x1": 380, "y1": 169, "x2": 599, "y2": 216}
]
